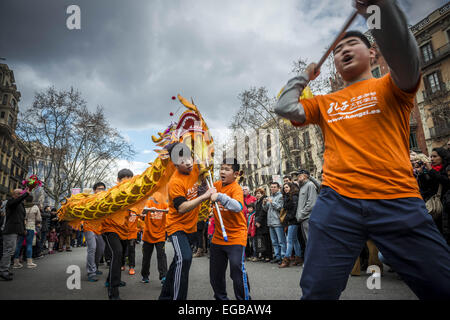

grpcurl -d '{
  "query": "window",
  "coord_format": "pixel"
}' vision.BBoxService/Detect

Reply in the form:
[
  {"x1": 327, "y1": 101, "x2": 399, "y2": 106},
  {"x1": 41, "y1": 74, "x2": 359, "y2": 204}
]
[
  {"x1": 293, "y1": 136, "x2": 299, "y2": 149},
  {"x1": 421, "y1": 43, "x2": 434, "y2": 63},
  {"x1": 2, "y1": 95, "x2": 7, "y2": 105},
  {"x1": 266, "y1": 134, "x2": 271, "y2": 158},
  {"x1": 245, "y1": 136, "x2": 249, "y2": 161},
  {"x1": 296, "y1": 156, "x2": 301, "y2": 168},
  {"x1": 303, "y1": 131, "x2": 310, "y2": 148},
  {"x1": 427, "y1": 72, "x2": 440, "y2": 93},
  {"x1": 7, "y1": 114, "x2": 13, "y2": 126},
  {"x1": 0, "y1": 111, "x2": 4, "y2": 119},
  {"x1": 371, "y1": 66, "x2": 381, "y2": 78}
]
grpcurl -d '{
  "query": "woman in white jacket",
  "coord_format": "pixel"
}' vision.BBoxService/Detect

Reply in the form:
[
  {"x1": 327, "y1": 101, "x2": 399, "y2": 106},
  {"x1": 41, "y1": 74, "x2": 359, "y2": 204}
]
[{"x1": 13, "y1": 195, "x2": 41, "y2": 269}]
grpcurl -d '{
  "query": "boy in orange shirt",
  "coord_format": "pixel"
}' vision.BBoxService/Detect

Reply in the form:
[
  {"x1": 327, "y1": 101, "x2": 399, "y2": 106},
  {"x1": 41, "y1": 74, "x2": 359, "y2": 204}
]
[
  {"x1": 141, "y1": 192, "x2": 169, "y2": 285},
  {"x1": 102, "y1": 169, "x2": 134, "y2": 300},
  {"x1": 209, "y1": 158, "x2": 250, "y2": 300},
  {"x1": 275, "y1": 0, "x2": 450, "y2": 299},
  {"x1": 123, "y1": 208, "x2": 141, "y2": 276},
  {"x1": 159, "y1": 142, "x2": 216, "y2": 300}
]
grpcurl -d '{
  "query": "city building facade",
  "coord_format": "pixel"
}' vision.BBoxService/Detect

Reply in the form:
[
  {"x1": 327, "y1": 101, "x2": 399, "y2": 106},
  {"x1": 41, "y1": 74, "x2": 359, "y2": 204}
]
[
  {"x1": 412, "y1": 3, "x2": 450, "y2": 153},
  {"x1": 0, "y1": 63, "x2": 31, "y2": 200}
]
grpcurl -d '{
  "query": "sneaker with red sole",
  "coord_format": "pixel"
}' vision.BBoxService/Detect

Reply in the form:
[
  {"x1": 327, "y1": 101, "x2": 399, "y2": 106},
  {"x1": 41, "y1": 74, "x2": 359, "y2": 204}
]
[{"x1": 129, "y1": 268, "x2": 135, "y2": 275}]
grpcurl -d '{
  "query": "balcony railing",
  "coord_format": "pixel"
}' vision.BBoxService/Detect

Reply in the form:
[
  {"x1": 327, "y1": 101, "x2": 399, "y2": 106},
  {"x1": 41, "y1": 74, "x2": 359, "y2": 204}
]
[
  {"x1": 421, "y1": 43, "x2": 450, "y2": 68},
  {"x1": 429, "y1": 124, "x2": 450, "y2": 139},
  {"x1": 422, "y1": 83, "x2": 448, "y2": 103}
]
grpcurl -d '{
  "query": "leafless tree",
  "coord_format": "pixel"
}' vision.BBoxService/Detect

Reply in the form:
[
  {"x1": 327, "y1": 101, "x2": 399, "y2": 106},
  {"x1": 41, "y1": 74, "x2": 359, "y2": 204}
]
[{"x1": 17, "y1": 86, "x2": 135, "y2": 205}]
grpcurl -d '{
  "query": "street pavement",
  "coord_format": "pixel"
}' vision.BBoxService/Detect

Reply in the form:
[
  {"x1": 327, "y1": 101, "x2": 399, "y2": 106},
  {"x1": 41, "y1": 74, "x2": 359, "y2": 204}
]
[{"x1": 0, "y1": 242, "x2": 417, "y2": 300}]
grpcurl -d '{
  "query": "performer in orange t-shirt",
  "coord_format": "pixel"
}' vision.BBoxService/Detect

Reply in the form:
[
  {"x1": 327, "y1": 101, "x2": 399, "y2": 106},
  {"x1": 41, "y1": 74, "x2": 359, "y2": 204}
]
[
  {"x1": 123, "y1": 207, "x2": 145, "y2": 276},
  {"x1": 140, "y1": 191, "x2": 168, "y2": 285},
  {"x1": 274, "y1": 0, "x2": 450, "y2": 300},
  {"x1": 101, "y1": 169, "x2": 134, "y2": 300},
  {"x1": 159, "y1": 142, "x2": 216, "y2": 300},
  {"x1": 209, "y1": 158, "x2": 250, "y2": 300}
]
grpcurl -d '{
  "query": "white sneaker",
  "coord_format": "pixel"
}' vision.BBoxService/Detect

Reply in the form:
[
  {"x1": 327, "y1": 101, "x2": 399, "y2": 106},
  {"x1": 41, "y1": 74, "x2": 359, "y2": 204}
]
[
  {"x1": 26, "y1": 259, "x2": 37, "y2": 268},
  {"x1": 12, "y1": 259, "x2": 23, "y2": 269}
]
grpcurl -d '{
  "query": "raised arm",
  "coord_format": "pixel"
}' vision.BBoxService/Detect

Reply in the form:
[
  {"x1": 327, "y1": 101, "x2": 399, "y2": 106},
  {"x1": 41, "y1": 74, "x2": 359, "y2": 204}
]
[
  {"x1": 274, "y1": 64, "x2": 319, "y2": 124},
  {"x1": 357, "y1": 0, "x2": 420, "y2": 92},
  {"x1": 177, "y1": 187, "x2": 216, "y2": 214}
]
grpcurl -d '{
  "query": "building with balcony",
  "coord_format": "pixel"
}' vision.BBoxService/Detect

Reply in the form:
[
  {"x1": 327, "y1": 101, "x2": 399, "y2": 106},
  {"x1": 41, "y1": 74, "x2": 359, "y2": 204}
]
[
  {"x1": 0, "y1": 63, "x2": 31, "y2": 200},
  {"x1": 412, "y1": 2, "x2": 450, "y2": 152},
  {"x1": 224, "y1": 118, "x2": 324, "y2": 194}
]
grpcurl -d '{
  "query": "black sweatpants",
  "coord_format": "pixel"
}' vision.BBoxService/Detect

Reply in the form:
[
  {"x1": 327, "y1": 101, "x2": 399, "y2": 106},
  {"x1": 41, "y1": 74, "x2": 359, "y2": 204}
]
[
  {"x1": 159, "y1": 231, "x2": 193, "y2": 300},
  {"x1": 104, "y1": 232, "x2": 123, "y2": 293},
  {"x1": 141, "y1": 241, "x2": 168, "y2": 280},
  {"x1": 209, "y1": 243, "x2": 251, "y2": 300}
]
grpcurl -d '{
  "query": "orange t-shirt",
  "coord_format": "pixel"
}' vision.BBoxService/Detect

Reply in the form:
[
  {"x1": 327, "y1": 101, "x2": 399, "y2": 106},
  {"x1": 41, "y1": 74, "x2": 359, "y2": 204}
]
[
  {"x1": 293, "y1": 74, "x2": 421, "y2": 200},
  {"x1": 212, "y1": 180, "x2": 247, "y2": 246},
  {"x1": 142, "y1": 195, "x2": 168, "y2": 244},
  {"x1": 83, "y1": 221, "x2": 102, "y2": 235},
  {"x1": 126, "y1": 216, "x2": 139, "y2": 240},
  {"x1": 101, "y1": 208, "x2": 130, "y2": 240},
  {"x1": 165, "y1": 164, "x2": 200, "y2": 236}
]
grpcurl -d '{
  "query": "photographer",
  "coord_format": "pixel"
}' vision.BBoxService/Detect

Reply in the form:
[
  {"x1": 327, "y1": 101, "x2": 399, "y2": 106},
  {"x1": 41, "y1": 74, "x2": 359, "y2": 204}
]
[{"x1": 417, "y1": 148, "x2": 450, "y2": 237}]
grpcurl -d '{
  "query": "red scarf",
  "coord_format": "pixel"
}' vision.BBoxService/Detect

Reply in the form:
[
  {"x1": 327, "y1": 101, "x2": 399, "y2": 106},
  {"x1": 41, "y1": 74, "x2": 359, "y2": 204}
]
[{"x1": 432, "y1": 164, "x2": 443, "y2": 172}]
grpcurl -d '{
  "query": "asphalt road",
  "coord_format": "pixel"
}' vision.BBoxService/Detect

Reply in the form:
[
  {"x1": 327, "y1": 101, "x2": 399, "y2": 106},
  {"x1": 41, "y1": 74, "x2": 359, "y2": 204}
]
[{"x1": 0, "y1": 242, "x2": 417, "y2": 300}]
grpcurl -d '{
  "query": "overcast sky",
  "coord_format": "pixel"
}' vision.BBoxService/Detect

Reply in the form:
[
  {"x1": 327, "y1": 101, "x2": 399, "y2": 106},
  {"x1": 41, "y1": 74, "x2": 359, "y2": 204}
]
[{"x1": 1, "y1": 0, "x2": 447, "y2": 177}]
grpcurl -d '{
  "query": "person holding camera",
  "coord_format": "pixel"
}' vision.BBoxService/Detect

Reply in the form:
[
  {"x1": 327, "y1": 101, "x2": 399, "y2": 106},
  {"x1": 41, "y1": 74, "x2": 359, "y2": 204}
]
[{"x1": 417, "y1": 148, "x2": 450, "y2": 238}]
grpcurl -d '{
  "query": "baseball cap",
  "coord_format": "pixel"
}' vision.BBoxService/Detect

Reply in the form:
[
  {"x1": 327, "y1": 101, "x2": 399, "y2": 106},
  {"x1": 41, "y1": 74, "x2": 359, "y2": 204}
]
[{"x1": 297, "y1": 169, "x2": 310, "y2": 176}]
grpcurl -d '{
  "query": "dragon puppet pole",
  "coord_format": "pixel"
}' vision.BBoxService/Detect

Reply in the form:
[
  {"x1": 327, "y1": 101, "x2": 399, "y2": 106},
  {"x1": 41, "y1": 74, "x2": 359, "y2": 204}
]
[
  {"x1": 315, "y1": 10, "x2": 358, "y2": 73},
  {"x1": 205, "y1": 157, "x2": 228, "y2": 242}
]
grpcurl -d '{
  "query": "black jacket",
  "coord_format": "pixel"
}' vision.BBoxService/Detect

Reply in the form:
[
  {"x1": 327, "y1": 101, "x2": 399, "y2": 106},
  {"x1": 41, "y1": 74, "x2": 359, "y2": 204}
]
[
  {"x1": 418, "y1": 167, "x2": 450, "y2": 202},
  {"x1": 41, "y1": 210, "x2": 51, "y2": 232},
  {"x1": 254, "y1": 196, "x2": 269, "y2": 235},
  {"x1": 283, "y1": 194, "x2": 299, "y2": 226},
  {"x1": 3, "y1": 192, "x2": 29, "y2": 235}
]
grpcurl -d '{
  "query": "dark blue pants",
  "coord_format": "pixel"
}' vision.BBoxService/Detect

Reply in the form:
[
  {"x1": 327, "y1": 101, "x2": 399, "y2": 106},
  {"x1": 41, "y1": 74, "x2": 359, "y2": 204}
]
[
  {"x1": 209, "y1": 243, "x2": 251, "y2": 300},
  {"x1": 159, "y1": 231, "x2": 192, "y2": 300},
  {"x1": 300, "y1": 187, "x2": 450, "y2": 300}
]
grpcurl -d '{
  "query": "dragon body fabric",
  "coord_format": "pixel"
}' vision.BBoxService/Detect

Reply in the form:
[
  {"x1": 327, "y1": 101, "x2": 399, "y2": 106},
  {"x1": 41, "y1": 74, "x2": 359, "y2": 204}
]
[{"x1": 58, "y1": 95, "x2": 214, "y2": 231}]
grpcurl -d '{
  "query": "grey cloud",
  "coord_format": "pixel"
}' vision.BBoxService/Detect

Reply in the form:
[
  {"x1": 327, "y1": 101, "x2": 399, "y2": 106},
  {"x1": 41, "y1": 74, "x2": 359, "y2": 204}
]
[{"x1": 0, "y1": 0, "x2": 446, "y2": 132}]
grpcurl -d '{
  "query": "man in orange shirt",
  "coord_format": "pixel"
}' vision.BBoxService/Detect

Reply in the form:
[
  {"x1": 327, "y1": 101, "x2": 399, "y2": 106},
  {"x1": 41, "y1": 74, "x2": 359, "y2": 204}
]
[
  {"x1": 275, "y1": 0, "x2": 450, "y2": 299},
  {"x1": 141, "y1": 192, "x2": 168, "y2": 285},
  {"x1": 159, "y1": 142, "x2": 216, "y2": 300},
  {"x1": 209, "y1": 158, "x2": 250, "y2": 300},
  {"x1": 102, "y1": 169, "x2": 134, "y2": 300}
]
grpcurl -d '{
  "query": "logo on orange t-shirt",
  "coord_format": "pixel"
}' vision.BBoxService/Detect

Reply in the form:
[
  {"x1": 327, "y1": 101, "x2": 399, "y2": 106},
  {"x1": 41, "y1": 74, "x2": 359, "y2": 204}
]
[
  {"x1": 296, "y1": 74, "x2": 421, "y2": 200},
  {"x1": 212, "y1": 180, "x2": 247, "y2": 246}
]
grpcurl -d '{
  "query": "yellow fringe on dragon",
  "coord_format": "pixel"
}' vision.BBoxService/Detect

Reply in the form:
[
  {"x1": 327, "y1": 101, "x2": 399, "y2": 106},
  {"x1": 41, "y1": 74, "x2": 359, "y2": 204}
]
[{"x1": 58, "y1": 94, "x2": 214, "y2": 230}]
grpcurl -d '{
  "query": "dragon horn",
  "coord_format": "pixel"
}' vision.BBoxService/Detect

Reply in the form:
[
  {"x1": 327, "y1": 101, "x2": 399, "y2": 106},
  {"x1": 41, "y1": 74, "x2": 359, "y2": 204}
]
[
  {"x1": 152, "y1": 135, "x2": 163, "y2": 143},
  {"x1": 178, "y1": 94, "x2": 197, "y2": 112}
]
